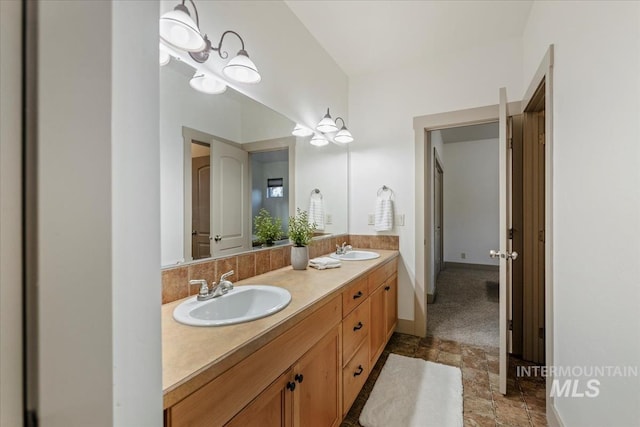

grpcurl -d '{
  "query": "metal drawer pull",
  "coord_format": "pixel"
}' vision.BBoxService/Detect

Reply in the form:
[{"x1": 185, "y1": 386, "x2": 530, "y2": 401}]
[
  {"x1": 353, "y1": 365, "x2": 364, "y2": 377},
  {"x1": 286, "y1": 381, "x2": 296, "y2": 391},
  {"x1": 353, "y1": 291, "x2": 363, "y2": 299},
  {"x1": 384, "y1": 286, "x2": 390, "y2": 291},
  {"x1": 295, "y1": 373, "x2": 304, "y2": 384},
  {"x1": 353, "y1": 322, "x2": 363, "y2": 331}
]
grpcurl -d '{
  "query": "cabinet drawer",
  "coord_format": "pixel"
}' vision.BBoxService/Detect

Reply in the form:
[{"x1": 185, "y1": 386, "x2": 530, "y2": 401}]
[
  {"x1": 342, "y1": 341, "x2": 369, "y2": 416},
  {"x1": 342, "y1": 300, "x2": 369, "y2": 365},
  {"x1": 367, "y1": 258, "x2": 397, "y2": 293},
  {"x1": 342, "y1": 276, "x2": 368, "y2": 315}
]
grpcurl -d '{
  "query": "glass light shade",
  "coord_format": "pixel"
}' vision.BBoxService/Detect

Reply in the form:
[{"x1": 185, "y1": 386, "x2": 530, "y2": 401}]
[
  {"x1": 334, "y1": 126, "x2": 353, "y2": 143},
  {"x1": 189, "y1": 73, "x2": 227, "y2": 95},
  {"x1": 159, "y1": 44, "x2": 171, "y2": 66},
  {"x1": 223, "y1": 50, "x2": 261, "y2": 84},
  {"x1": 292, "y1": 124, "x2": 313, "y2": 137},
  {"x1": 159, "y1": 7, "x2": 206, "y2": 52},
  {"x1": 316, "y1": 109, "x2": 338, "y2": 133},
  {"x1": 310, "y1": 134, "x2": 329, "y2": 147}
]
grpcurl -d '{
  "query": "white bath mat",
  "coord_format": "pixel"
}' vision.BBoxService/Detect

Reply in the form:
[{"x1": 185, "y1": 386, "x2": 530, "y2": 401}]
[{"x1": 359, "y1": 354, "x2": 463, "y2": 427}]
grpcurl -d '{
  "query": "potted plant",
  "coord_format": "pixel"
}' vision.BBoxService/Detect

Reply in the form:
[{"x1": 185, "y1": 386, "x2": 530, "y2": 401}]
[
  {"x1": 254, "y1": 208, "x2": 283, "y2": 247},
  {"x1": 288, "y1": 208, "x2": 317, "y2": 270}
]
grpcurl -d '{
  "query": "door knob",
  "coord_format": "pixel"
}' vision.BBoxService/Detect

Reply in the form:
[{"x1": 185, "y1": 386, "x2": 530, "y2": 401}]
[
  {"x1": 213, "y1": 235, "x2": 222, "y2": 242},
  {"x1": 489, "y1": 250, "x2": 518, "y2": 260},
  {"x1": 191, "y1": 230, "x2": 197, "y2": 236}
]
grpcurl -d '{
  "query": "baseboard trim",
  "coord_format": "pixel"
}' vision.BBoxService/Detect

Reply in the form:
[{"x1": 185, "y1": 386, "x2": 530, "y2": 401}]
[
  {"x1": 427, "y1": 293, "x2": 436, "y2": 304},
  {"x1": 547, "y1": 398, "x2": 564, "y2": 427},
  {"x1": 395, "y1": 318, "x2": 415, "y2": 335},
  {"x1": 444, "y1": 262, "x2": 499, "y2": 271}
]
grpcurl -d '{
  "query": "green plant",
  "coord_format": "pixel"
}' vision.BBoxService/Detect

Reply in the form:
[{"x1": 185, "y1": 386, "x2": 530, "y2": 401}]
[
  {"x1": 288, "y1": 208, "x2": 317, "y2": 247},
  {"x1": 254, "y1": 208, "x2": 283, "y2": 245}
]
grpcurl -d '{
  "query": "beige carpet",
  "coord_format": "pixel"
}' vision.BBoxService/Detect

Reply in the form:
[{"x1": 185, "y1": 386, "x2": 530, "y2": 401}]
[{"x1": 427, "y1": 266, "x2": 499, "y2": 348}]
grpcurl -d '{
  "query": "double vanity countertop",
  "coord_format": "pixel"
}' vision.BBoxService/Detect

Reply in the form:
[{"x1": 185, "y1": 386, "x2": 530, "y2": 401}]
[{"x1": 162, "y1": 249, "x2": 399, "y2": 408}]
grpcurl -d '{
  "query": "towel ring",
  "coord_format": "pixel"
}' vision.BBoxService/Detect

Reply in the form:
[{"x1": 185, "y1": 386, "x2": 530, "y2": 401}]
[
  {"x1": 377, "y1": 185, "x2": 393, "y2": 197},
  {"x1": 310, "y1": 188, "x2": 323, "y2": 199}
]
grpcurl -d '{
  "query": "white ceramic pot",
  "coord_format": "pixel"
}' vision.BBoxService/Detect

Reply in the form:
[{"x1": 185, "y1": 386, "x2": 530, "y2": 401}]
[{"x1": 291, "y1": 246, "x2": 309, "y2": 270}]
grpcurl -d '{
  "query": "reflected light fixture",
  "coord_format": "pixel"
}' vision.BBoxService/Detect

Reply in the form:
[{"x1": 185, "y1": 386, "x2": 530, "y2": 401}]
[
  {"x1": 316, "y1": 108, "x2": 338, "y2": 133},
  {"x1": 159, "y1": 44, "x2": 171, "y2": 66},
  {"x1": 333, "y1": 117, "x2": 354, "y2": 143},
  {"x1": 310, "y1": 134, "x2": 329, "y2": 147},
  {"x1": 189, "y1": 72, "x2": 227, "y2": 95},
  {"x1": 292, "y1": 124, "x2": 314, "y2": 137},
  {"x1": 160, "y1": 1, "x2": 261, "y2": 85}
]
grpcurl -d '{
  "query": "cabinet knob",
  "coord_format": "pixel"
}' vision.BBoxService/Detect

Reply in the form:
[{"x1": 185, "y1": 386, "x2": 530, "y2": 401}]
[
  {"x1": 295, "y1": 373, "x2": 304, "y2": 384},
  {"x1": 353, "y1": 322, "x2": 363, "y2": 331},
  {"x1": 384, "y1": 286, "x2": 391, "y2": 291},
  {"x1": 286, "y1": 381, "x2": 296, "y2": 392},
  {"x1": 353, "y1": 291, "x2": 363, "y2": 299},
  {"x1": 353, "y1": 365, "x2": 364, "y2": 377}
]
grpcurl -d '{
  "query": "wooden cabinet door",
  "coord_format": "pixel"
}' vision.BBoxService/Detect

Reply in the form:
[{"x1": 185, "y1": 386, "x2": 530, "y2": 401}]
[
  {"x1": 384, "y1": 275, "x2": 398, "y2": 340},
  {"x1": 293, "y1": 327, "x2": 341, "y2": 427},
  {"x1": 369, "y1": 285, "x2": 385, "y2": 367},
  {"x1": 226, "y1": 370, "x2": 293, "y2": 427}
]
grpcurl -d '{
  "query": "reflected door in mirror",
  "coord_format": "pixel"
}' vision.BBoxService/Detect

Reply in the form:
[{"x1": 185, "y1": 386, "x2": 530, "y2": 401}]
[
  {"x1": 211, "y1": 141, "x2": 251, "y2": 257},
  {"x1": 192, "y1": 152, "x2": 211, "y2": 259}
]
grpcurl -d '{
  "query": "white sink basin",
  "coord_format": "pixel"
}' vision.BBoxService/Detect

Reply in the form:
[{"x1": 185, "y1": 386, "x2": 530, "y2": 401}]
[
  {"x1": 173, "y1": 285, "x2": 291, "y2": 327},
  {"x1": 329, "y1": 250, "x2": 380, "y2": 261}
]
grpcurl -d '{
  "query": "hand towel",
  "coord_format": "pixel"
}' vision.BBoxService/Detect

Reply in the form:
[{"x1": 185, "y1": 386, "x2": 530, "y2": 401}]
[
  {"x1": 308, "y1": 193, "x2": 325, "y2": 231},
  {"x1": 374, "y1": 193, "x2": 394, "y2": 231},
  {"x1": 309, "y1": 257, "x2": 341, "y2": 270}
]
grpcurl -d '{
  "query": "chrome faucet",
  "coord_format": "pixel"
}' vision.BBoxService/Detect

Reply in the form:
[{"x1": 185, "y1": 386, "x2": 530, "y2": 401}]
[
  {"x1": 335, "y1": 242, "x2": 353, "y2": 255},
  {"x1": 188, "y1": 270, "x2": 235, "y2": 301}
]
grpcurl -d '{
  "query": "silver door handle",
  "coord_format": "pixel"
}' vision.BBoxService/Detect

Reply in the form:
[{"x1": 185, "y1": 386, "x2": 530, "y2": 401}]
[{"x1": 489, "y1": 250, "x2": 518, "y2": 260}]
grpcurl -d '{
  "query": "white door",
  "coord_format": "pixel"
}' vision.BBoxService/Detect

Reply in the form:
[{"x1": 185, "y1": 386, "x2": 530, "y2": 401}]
[
  {"x1": 491, "y1": 87, "x2": 518, "y2": 395},
  {"x1": 210, "y1": 140, "x2": 251, "y2": 257}
]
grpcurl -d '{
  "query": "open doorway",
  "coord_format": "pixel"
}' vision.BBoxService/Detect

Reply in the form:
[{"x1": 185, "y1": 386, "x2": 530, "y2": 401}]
[{"x1": 426, "y1": 122, "x2": 501, "y2": 348}]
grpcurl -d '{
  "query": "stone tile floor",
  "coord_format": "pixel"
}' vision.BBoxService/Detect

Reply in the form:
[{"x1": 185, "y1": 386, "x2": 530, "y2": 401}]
[{"x1": 342, "y1": 333, "x2": 548, "y2": 427}]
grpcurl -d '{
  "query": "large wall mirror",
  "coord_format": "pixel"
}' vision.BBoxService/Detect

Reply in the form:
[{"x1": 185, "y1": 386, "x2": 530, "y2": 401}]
[{"x1": 161, "y1": 59, "x2": 348, "y2": 267}]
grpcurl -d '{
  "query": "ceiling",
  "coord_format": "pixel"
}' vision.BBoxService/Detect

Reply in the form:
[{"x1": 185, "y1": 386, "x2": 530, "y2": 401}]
[{"x1": 285, "y1": 0, "x2": 533, "y2": 77}]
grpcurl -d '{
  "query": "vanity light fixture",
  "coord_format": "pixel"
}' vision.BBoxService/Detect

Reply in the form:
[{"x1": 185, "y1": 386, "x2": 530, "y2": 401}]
[
  {"x1": 333, "y1": 117, "x2": 354, "y2": 143},
  {"x1": 316, "y1": 108, "x2": 339, "y2": 133},
  {"x1": 292, "y1": 124, "x2": 314, "y2": 137},
  {"x1": 310, "y1": 134, "x2": 329, "y2": 147},
  {"x1": 189, "y1": 72, "x2": 227, "y2": 95},
  {"x1": 160, "y1": 1, "x2": 261, "y2": 85}
]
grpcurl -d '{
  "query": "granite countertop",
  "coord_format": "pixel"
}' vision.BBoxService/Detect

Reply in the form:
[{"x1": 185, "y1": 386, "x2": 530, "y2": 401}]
[{"x1": 162, "y1": 249, "x2": 399, "y2": 408}]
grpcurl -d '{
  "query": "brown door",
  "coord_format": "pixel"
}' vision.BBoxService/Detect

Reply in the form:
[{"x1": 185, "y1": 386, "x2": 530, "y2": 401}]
[
  {"x1": 434, "y1": 158, "x2": 444, "y2": 279},
  {"x1": 192, "y1": 154, "x2": 210, "y2": 259}
]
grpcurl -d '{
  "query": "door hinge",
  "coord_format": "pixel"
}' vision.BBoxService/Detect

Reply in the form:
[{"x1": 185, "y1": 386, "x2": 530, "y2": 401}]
[
  {"x1": 539, "y1": 133, "x2": 545, "y2": 145},
  {"x1": 539, "y1": 327, "x2": 545, "y2": 339},
  {"x1": 508, "y1": 228, "x2": 514, "y2": 240},
  {"x1": 509, "y1": 320, "x2": 513, "y2": 331},
  {"x1": 538, "y1": 229, "x2": 545, "y2": 242}
]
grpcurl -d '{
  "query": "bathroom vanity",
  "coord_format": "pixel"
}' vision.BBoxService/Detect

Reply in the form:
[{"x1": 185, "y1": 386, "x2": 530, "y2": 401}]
[{"x1": 162, "y1": 250, "x2": 398, "y2": 426}]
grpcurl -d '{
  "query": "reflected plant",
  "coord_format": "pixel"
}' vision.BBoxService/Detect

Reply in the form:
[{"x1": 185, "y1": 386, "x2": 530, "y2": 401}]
[{"x1": 254, "y1": 208, "x2": 283, "y2": 246}]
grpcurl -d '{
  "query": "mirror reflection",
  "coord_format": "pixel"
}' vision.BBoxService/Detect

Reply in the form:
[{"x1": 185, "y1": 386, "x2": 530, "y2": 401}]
[{"x1": 160, "y1": 59, "x2": 348, "y2": 267}]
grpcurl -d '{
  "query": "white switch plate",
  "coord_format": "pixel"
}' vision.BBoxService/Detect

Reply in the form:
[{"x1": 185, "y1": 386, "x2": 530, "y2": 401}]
[
  {"x1": 368, "y1": 214, "x2": 375, "y2": 225},
  {"x1": 396, "y1": 214, "x2": 405, "y2": 226},
  {"x1": 326, "y1": 213, "x2": 332, "y2": 224}
]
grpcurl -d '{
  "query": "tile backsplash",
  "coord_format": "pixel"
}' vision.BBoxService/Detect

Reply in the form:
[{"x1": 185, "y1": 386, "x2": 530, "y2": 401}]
[{"x1": 162, "y1": 234, "x2": 399, "y2": 304}]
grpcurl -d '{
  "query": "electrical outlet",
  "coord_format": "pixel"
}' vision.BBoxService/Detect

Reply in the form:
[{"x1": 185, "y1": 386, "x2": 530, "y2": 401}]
[
  {"x1": 461, "y1": 253, "x2": 466, "y2": 259},
  {"x1": 368, "y1": 214, "x2": 375, "y2": 225},
  {"x1": 396, "y1": 214, "x2": 405, "y2": 226},
  {"x1": 326, "y1": 213, "x2": 332, "y2": 224}
]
